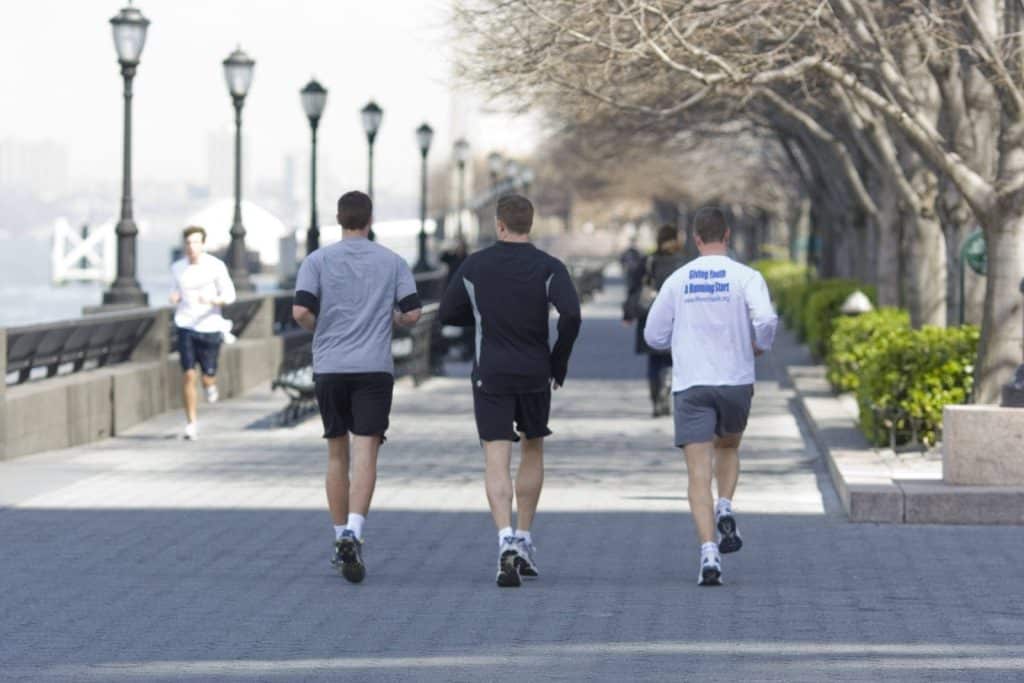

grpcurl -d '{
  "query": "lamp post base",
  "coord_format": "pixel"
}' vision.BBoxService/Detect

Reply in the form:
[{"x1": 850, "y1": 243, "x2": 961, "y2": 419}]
[{"x1": 100, "y1": 282, "x2": 148, "y2": 308}]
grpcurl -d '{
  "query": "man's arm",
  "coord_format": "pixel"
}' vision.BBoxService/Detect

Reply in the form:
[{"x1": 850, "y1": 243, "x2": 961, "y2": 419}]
[
  {"x1": 438, "y1": 262, "x2": 475, "y2": 326},
  {"x1": 212, "y1": 262, "x2": 237, "y2": 306},
  {"x1": 292, "y1": 304, "x2": 316, "y2": 332},
  {"x1": 643, "y1": 280, "x2": 676, "y2": 350},
  {"x1": 393, "y1": 258, "x2": 423, "y2": 328},
  {"x1": 745, "y1": 272, "x2": 778, "y2": 353},
  {"x1": 549, "y1": 261, "x2": 582, "y2": 388},
  {"x1": 292, "y1": 254, "x2": 321, "y2": 332}
]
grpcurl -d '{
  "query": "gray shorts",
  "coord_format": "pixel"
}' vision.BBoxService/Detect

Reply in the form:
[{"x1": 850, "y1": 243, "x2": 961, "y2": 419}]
[{"x1": 673, "y1": 384, "x2": 754, "y2": 447}]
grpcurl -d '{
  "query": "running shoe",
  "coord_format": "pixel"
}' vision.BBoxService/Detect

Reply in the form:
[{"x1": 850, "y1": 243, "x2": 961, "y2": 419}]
[
  {"x1": 335, "y1": 529, "x2": 366, "y2": 583},
  {"x1": 716, "y1": 505, "x2": 743, "y2": 554},
  {"x1": 205, "y1": 385, "x2": 219, "y2": 404},
  {"x1": 496, "y1": 536, "x2": 521, "y2": 587},
  {"x1": 514, "y1": 537, "x2": 539, "y2": 578},
  {"x1": 183, "y1": 422, "x2": 198, "y2": 440},
  {"x1": 698, "y1": 545, "x2": 722, "y2": 586}
]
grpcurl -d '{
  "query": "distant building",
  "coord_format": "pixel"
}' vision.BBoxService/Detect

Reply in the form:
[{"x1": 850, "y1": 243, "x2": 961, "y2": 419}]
[{"x1": 0, "y1": 138, "x2": 70, "y2": 199}]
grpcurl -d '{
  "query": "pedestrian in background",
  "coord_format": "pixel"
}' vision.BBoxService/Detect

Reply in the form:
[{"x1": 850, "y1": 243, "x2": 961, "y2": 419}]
[{"x1": 623, "y1": 224, "x2": 686, "y2": 417}]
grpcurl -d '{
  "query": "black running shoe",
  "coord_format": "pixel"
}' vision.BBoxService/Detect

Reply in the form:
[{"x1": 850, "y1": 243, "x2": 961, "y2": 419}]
[
  {"x1": 496, "y1": 536, "x2": 521, "y2": 587},
  {"x1": 335, "y1": 530, "x2": 365, "y2": 583},
  {"x1": 716, "y1": 509, "x2": 743, "y2": 554}
]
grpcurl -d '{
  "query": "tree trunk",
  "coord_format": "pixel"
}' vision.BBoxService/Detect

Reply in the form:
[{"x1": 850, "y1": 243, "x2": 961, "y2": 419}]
[{"x1": 875, "y1": 186, "x2": 902, "y2": 307}]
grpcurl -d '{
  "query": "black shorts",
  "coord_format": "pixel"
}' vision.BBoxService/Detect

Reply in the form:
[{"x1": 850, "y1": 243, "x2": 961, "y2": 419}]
[
  {"x1": 177, "y1": 328, "x2": 222, "y2": 376},
  {"x1": 314, "y1": 373, "x2": 394, "y2": 441},
  {"x1": 473, "y1": 386, "x2": 552, "y2": 442}
]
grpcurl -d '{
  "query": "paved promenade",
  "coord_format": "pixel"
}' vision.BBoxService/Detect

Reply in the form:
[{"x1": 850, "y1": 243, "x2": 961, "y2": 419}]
[{"x1": 2, "y1": 274, "x2": 1023, "y2": 682}]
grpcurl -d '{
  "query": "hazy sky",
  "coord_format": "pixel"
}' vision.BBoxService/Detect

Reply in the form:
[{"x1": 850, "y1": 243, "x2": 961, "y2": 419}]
[{"x1": 0, "y1": 0, "x2": 537, "y2": 216}]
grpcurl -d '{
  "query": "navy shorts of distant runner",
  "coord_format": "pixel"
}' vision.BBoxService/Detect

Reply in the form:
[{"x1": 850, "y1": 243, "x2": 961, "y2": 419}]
[{"x1": 438, "y1": 240, "x2": 581, "y2": 442}]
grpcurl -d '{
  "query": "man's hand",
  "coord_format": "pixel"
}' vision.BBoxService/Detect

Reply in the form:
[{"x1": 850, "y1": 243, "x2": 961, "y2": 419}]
[
  {"x1": 551, "y1": 379, "x2": 562, "y2": 391},
  {"x1": 393, "y1": 308, "x2": 422, "y2": 328},
  {"x1": 622, "y1": 319, "x2": 634, "y2": 327},
  {"x1": 169, "y1": 291, "x2": 181, "y2": 305},
  {"x1": 752, "y1": 341, "x2": 765, "y2": 357}
]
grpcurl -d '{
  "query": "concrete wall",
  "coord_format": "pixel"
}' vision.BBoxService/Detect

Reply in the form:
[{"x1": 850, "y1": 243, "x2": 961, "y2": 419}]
[{"x1": 1, "y1": 296, "x2": 282, "y2": 461}]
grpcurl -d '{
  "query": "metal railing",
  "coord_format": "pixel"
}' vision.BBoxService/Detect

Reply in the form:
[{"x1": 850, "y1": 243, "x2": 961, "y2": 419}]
[{"x1": 6, "y1": 308, "x2": 156, "y2": 385}]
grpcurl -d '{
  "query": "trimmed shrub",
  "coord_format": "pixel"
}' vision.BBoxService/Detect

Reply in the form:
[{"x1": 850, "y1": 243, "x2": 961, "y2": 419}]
[
  {"x1": 826, "y1": 308, "x2": 910, "y2": 392},
  {"x1": 751, "y1": 259, "x2": 809, "y2": 332},
  {"x1": 856, "y1": 325, "x2": 980, "y2": 447},
  {"x1": 803, "y1": 281, "x2": 878, "y2": 359}
]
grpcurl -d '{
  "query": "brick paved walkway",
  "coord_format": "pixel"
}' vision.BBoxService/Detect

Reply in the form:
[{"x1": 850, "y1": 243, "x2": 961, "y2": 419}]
[{"x1": 2, "y1": 273, "x2": 1022, "y2": 682}]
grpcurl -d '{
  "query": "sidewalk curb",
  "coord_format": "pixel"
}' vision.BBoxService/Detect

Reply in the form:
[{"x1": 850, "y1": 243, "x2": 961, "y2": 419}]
[{"x1": 787, "y1": 364, "x2": 1024, "y2": 525}]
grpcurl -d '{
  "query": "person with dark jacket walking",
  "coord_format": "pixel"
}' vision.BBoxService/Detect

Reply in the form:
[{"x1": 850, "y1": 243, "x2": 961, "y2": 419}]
[
  {"x1": 623, "y1": 224, "x2": 686, "y2": 416},
  {"x1": 439, "y1": 194, "x2": 582, "y2": 588}
]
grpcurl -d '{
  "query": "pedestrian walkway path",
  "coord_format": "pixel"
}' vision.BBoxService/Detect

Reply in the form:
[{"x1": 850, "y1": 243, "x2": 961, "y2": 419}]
[{"x1": 2, "y1": 273, "x2": 1022, "y2": 682}]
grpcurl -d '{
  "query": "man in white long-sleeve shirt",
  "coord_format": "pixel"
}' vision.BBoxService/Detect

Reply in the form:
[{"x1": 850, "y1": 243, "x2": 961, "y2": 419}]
[
  {"x1": 170, "y1": 226, "x2": 237, "y2": 441},
  {"x1": 644, "y1": 207, "x2": 778, "y2": 586}
]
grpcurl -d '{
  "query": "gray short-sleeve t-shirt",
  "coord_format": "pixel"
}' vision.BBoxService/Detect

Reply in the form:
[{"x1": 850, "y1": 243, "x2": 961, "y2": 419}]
[{"x1": 295, "y1": 237, "x2": 418, "y2": 375}]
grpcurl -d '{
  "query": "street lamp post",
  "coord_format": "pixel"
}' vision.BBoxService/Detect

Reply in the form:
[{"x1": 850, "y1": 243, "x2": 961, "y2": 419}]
[
  {"x1": 223, "y1": 46, "x2": 255, "y2": 291},
  {"x1": 487, "y1": 151, "x2": 503, "y2": 190},
  {"x1": 453, "y1": 138, "x2": 470, "y2": 239},
  {"x1": 414, "y1": 123, "x2": 434, "y2": 273},
  {"x1": 300, "y1": 79, "x2": 327, "y2": 254},
  {"x1": 361, "y1": 101, "x2": 382, "y2": 241},
  {"x1": 102, "y1": 4, "x2": 150, "y2": 307}
]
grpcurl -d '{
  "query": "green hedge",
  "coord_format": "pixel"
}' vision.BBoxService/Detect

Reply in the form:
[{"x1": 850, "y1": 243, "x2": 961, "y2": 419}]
[
  {"x1": 803, "y1": 281, "x2": 877, "y2": 359},
  {"x1": 826, "y1": 308, "x2": 911, "y2": 393},
  {"x1": 751, "y1": 259, "x2": 809, "y2": 333},
  {"x1": 856, "y1": 325, "x2": 979, "y2": 447}
]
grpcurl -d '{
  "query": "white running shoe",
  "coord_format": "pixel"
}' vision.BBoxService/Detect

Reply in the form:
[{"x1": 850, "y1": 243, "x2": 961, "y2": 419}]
[
  {"x1": 698, "y1": 545, "x2": 722, "y2": 586},
  {"x1": 183, "y1": 422, "x2": 198, "y2": 440},
  {"x1": 205, "y1": 385, "x2": 219, "y2": 404},
  {"x1": 496, "y1": 536, "x2": 521, "y2": 588},
  {"x1": 514, "y1": 537, "x2": 539, "y2": 578}
]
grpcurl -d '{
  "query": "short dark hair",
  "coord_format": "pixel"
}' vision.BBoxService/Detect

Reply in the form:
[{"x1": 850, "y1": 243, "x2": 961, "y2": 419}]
[
  {"x1": 496, "y1": 194, "x2": 534, "y2": 235},
  {"x1": 693, "y1": 207, "x2": 729, "y2": 244},
  {"x1": 337, "y1": 191, "x2": 373, "y2": 231},
  {"x1": 656, "y1": 224, "x2": 678, "y2": 248},
  {"x1": 183, "y1": 225, "x2": 206, "y2": 242}
]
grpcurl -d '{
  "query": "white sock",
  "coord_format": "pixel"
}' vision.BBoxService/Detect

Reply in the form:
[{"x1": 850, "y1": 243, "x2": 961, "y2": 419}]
[
  {"x1": 701, "y1": 541, "x2": 719, "y2": 556},
  {"x1": 515, "y1": 529, "x2": 532, "y2": 544},
  {"x1": 333, "y1": 525, "x2": 346, "y2": 541},
  {"x1": 716, "y1": 497, "x2": 732, "y2": 514},
  {"x1": 498, "y1": 526, "x2": 514, "y2": 545},
  {"x1": 347, "y1": 513, "x2": 366, "y2": 540}
]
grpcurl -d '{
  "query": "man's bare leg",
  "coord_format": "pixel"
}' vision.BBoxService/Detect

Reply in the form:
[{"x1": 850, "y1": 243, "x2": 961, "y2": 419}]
[
  {"x1": 325, "y1": 436, "x2": 350, "y2": 526},
  {"x1": 713, "y1": 433, "x2": 742, "y2": 501},
  {"x1": 182, "y1": 369, "x2": 198, "y2": 424},
  {"x1": 683, "y1": 442, "x2": 716, "y2": 544},
  {"x1": 713, "y1": 433, "x2": 744, "y2": 554},
  {"x1": 484, "y1": 439, "x2": 520, "y2": 587},
  {"x1": 514, "y1": 436, "x2": 544, "y2": 532},
  {"x1": 483, "y1": 440, "x2": 514, "y2": 530},
  {"x1": 348, "y1": 435, "x2": 381, "y2": 517}
]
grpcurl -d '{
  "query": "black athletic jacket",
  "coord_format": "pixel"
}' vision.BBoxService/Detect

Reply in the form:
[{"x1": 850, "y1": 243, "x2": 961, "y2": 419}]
[{"x1": 439, "y1": 241, "x2": 582, "y2": 393}]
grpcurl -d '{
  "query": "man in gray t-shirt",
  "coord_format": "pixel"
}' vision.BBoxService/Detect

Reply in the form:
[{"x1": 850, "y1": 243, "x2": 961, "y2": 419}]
[{"x1": 292, "y1": 191, "x2": 422, "y2": 584}]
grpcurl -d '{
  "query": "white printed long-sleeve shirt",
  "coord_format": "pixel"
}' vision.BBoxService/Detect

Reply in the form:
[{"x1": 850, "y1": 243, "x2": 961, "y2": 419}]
[{"x1": 643, "y1": 254, "x2": 778, "y2": 392}]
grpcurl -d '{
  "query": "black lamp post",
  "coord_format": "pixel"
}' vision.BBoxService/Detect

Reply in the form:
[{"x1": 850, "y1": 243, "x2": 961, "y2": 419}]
[
  {"x1": 102, "y1": 4, "x2": 150, "y2": 307},
  {"x1": 487, "y1": 151, "x2": 503, "y2": 189},
  {"x1": 300, "y1": 79, "x2": 327, "y2": 255},
  {"x1": 223, "y1": 46, "x2": 255, "y2": 291},
  {"x1": 361, "y1": 100, "x2": 383, "y2": 199},
  {"x1": 414, "y1": 123, "x2": 434, "y2": 273},
  {"x1": 453, "y1": 138, "x2": 470, "y2": 239}
]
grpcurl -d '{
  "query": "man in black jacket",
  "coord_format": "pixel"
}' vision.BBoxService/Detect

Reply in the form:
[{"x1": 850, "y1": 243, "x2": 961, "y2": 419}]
[{"x1": 439, "y1": 194, "x2": 582, "y2": 588}]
